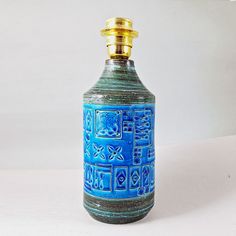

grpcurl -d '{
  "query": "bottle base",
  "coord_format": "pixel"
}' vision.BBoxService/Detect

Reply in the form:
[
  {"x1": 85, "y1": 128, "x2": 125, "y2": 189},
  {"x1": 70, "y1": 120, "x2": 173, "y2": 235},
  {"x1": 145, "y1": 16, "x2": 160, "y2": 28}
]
[
  {"x1": 86, "y1": 210, "x2": 150, "y2": 224},
  {"x1": 84, "y1": 192, "x2": 154, "y2": 224}
]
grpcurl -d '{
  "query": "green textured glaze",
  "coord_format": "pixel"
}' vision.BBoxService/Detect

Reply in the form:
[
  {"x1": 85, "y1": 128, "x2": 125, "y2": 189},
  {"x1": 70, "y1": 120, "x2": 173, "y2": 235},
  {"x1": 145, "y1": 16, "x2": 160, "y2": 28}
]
[
  {"x1": 83, "y1": 59, "x2": 155, "y2": 224},
  {"x1": 83, "y1": 59, "x2": 155, "y2": 105}
]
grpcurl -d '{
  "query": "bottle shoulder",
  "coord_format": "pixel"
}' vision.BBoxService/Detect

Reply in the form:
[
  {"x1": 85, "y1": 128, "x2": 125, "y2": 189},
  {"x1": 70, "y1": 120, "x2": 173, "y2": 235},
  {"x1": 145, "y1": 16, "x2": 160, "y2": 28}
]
[
  {"x1": 83, "y1": 80, "x2": 155, "y2": 104},
  {"x1": 83, "y1": 59, "x2": 155, "y2": 104}
]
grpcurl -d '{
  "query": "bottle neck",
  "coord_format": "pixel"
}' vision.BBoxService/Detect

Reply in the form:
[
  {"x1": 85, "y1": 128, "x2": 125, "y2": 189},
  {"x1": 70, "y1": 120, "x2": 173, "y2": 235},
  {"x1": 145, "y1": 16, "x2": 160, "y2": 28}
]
[
  {"x1": 105, "y1": 58, "x2": 135, "y2": 67},
  {"x1": 101, "y1": 59, "x2": 139, "y2": 81}
]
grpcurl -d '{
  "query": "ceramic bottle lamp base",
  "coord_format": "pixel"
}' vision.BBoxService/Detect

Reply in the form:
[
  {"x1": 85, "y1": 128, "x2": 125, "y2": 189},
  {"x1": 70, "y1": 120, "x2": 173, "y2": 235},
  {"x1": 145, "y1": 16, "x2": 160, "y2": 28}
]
[{"x1": 83, "y1": 18, "x2": 156, "y2": 224}]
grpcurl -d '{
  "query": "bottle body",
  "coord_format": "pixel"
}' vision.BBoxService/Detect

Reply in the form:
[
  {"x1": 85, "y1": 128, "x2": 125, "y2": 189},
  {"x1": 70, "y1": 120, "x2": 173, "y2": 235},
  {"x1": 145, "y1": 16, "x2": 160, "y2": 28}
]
[{"x1": 83, "y1": 59, "x2": 155, "y2": 224}]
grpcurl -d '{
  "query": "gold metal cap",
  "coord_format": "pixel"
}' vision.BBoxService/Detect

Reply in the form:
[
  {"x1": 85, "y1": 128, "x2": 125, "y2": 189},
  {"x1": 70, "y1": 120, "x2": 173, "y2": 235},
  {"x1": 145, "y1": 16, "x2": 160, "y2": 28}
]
[{"x1": 101, "y1": 17, "x2": 138, "y2": 59}]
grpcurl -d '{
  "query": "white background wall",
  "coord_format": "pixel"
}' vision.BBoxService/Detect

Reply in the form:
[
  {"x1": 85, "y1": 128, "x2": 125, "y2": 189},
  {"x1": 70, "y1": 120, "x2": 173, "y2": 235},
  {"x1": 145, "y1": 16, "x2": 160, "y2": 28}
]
[{"x1": 0, "y1": 0, "x2": 235, "y2": 168}]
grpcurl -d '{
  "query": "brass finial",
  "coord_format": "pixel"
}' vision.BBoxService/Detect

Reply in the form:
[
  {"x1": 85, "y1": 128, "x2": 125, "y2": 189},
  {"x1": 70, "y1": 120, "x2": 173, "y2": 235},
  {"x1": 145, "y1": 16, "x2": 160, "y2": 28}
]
[{"x1": 101, "y1": 17, "x2": 138, "y2": 59}]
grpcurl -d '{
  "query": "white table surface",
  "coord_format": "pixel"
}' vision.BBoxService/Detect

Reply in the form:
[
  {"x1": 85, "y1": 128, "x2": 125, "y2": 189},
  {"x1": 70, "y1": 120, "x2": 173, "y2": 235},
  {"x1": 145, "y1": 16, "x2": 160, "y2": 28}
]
[{"x1": 0, "y1": 135, "x2": 235, "y2": 236}]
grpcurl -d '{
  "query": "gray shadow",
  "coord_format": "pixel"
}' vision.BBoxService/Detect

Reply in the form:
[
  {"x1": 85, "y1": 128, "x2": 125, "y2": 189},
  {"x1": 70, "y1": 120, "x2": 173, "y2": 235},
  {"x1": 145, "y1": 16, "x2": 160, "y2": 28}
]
[{"x1": 141, "y1": 137, "x2": 236, "y2": 222}]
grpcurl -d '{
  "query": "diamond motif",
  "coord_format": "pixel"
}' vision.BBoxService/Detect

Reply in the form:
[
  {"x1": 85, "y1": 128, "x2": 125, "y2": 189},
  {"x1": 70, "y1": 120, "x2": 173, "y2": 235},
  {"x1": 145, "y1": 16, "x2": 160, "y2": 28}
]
[
  {"x1": 117, "y1": 170, "x2": 126, "y2": 186},
  {"x1": 131, "y1": 170, "x2": 140, "y2": 185}
]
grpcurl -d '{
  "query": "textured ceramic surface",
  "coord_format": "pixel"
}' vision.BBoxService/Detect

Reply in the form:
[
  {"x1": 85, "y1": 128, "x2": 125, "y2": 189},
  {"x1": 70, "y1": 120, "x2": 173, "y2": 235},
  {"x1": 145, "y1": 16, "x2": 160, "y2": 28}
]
[
  {"x1": 83, "y1": 60, "x2": 155, "y2": 104},
  {"x1": 84, "y1": 103, "x2": 155, "y2": 199},
  {"x1": 83, "y1": 59, "x2": 155, "y2": 224}
]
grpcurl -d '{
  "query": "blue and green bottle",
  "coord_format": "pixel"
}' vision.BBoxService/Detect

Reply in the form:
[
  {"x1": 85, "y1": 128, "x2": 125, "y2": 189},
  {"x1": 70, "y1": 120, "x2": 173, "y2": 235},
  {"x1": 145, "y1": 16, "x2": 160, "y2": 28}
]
[{"x1": 83, "y1": 17, "x2": 155, "y2": 224}]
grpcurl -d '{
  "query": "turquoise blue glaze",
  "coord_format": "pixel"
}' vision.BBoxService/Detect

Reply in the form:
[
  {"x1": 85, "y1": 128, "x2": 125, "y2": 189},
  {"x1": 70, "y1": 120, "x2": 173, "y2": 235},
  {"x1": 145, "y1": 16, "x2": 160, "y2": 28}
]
[
  {"x1": 84, "y1": 103, "x2": 155, "y2": 199},
  {"x1": 83, "y1": 59, "x2": 155, "y2": 223}
]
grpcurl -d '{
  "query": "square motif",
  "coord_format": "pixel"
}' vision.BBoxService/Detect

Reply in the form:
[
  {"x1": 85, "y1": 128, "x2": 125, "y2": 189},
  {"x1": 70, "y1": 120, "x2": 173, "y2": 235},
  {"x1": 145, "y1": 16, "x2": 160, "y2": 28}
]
[{"x1": 95, "y1": 110, "x2": 122, "y2": 139}]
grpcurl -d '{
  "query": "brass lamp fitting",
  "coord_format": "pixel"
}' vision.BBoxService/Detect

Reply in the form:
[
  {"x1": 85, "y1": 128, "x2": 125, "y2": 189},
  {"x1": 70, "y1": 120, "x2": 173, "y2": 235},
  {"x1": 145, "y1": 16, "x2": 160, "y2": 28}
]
[{"x1": 101, "y1": 17, "x2": 138, "y2": 59}]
